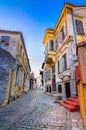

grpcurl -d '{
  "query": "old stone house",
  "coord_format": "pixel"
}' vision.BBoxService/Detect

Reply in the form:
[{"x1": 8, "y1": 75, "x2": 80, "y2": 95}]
[{"x1": 0, "y1": 30, "x2": 31, "y2": 106}]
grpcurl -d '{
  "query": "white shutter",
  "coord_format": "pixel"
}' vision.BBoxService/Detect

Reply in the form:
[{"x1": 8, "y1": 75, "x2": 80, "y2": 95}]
[
  {"x1": 56, "y1": 61, "x2": 58, "y2": 74},
  {"x1": 55, "y1": 38, "x2": 58, "y2": 50},
  {"x1": 59, "y1": 59, "x2": 60, "y2": 73},
  {"x1": 62, "y1": 57, "x2": 64, "y2": 71},
  {"x1": 59, "y1": 58, "x2": 63, "y2": 73},
  {"x1": 58, "y1": 31, "x2": 62, "y2": 43},
  {"x1": 43, "y1": 71, "x2": 45, "y2": 83},
  {"x1": 67, "y1": 14, "x2": 74, "y2": 36},
  {"x1": 61, "y1": 58, "x2": 63, "y2": 73},
  {"x1": 64, "y1": 21, "x2": 67, "y2": 37},
  {"x1": 45, "y1": 45, "x2": 47, "y2": 55},
  {"x1": 66, "y1": 48, "x2": 71, "y2": 69},
  {"x1": 54, "y1": 40, "x2": 56, "y2": 50}
]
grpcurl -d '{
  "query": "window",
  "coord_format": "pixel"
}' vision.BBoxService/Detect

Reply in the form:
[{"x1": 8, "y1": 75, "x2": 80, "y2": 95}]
[
  {"x1": 20, "y1": 46, "x2": 22, "y2": 56},
  {"x1": 45, "y1": 70, "x2": 51, "y2": 81},
  {"x1": 58, "y1": 31, "x2": 62, "y2": 43},
  {"x1": 61, "y1": 26, "x2": 65, "y2": 40},
  {"x1": 75, "y1": 20, "x2": 84, "y2": 34},
  {"x1": 50, "y1": 40, "x2": 54, "y2": 51},
  {"x1": 62, "y1": 54, "x2": 67, "y2": 71},
  {"x1": 58, "y1": 60, "x2": 60, "y2": 74},
  {"x1": 1, "y1": 36, "x2": 10, "y2": 46},
  {"x1": 45, "y1": 71, "x2": 47, "y2": 82},
  {"x1": 55, "y1": 38, "x2": 59, "y2": 50},
  {"x1": 52, "y1": 65, "x2": 55, "y2": 75},
  {"x1": 23, "y1": 52, "x2": 24, "y2": 62},
  {"x1": 45, "y1": 46, "x2": 47, "y2": 54},
  {"x1": 58, "y1": 85, "x2": 62, "y2": 93},
  {"x1": 48, "y1": 70, "x2": 50, "y2": 80}
]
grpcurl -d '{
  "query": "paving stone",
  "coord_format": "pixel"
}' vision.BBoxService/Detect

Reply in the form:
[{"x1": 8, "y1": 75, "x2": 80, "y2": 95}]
[
  {"x1": 54, "y1": 128, "x2": 61, "y2": 130},
  {"x1": 72, "y1": 127, "x2": 81, "y2": 130},
  {"x1": 0, "y1": 89, "x2": 84, "y2": 130},
  {"x1": 61, "y1": 127, "x2": 67, "y2": 130},
  {"x1": 14, "y1": 128, "x2": 27, "y2": 130},
  {"x1": 41, "y1": 128, "x2": 47, "y2": 130}
]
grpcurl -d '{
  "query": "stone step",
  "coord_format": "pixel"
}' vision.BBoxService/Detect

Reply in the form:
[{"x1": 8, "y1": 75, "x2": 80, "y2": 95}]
[
  {"x1": 67, "y1": 98, "x2": 79, "y2": 105},
  {"x1": 61, "y1": 98, "x2": 80, "y2": 112},
  {"x1": 64, "y1": 100, "x2": 79, "y2": 107},
  {"x1": 61, "y1": 102, "x2": 79, "y2": 112}
]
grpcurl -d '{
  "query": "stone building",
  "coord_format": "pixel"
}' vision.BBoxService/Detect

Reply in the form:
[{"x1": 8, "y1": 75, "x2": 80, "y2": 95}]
[
  {"x1": 0, "y1": 30, "x2": 31, "y2": 106},
  {"x1": 0, "y1": 48, "x2": 16, "y2": 105}
]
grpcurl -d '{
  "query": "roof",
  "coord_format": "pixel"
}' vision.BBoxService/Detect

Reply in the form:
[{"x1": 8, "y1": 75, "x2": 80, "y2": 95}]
[{"x1": 0, "y1": 29, "x2": 29, "y2": 64}]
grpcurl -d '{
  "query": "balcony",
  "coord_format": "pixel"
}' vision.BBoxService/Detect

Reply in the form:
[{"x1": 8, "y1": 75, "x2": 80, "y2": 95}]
[
  {"x1": 45, "y1": 50, "x2": 56, "y2": 66},
  {"x1": 55, "y1": 35, "x2": 74, "y2": 55}
]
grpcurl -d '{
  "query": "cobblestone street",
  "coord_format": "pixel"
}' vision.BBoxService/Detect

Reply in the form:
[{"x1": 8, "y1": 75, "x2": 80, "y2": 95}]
[{"x1": 0, "y1": 89, "x2": 84, "y2": 130}]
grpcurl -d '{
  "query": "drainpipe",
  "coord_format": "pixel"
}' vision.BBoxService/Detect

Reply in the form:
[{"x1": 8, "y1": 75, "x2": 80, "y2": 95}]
[
  {"x1": 8, "y1": 68, "x2": 15, "y2": 104},
  {"x1": 71, "y1": 9, "x2": 77, "y2": 47},
  {"x1": 15, "y1": 65, "x2": 22, "y2": 85},
  {"x1": 71, "y1": 9, "x2": 77, "y2": 97},
  {"x1": 15, "y1": 64, "x2": 22, "y2": 97}
]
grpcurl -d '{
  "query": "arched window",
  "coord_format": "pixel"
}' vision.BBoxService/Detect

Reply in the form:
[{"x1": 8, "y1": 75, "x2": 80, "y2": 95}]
[{"x1": 75, "y1": 20, "x2": 84, "y2": 34}]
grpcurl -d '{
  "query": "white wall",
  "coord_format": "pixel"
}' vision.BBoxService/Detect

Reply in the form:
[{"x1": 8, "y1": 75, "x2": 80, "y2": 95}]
[{"x1": 67, "y1": 14, "x2": 74, "y2": 36}]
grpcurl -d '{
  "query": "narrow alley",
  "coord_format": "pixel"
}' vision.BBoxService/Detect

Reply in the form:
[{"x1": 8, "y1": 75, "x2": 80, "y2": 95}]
[{"x1": 0, "y1": 89, "x2": 84, "y2": 130}]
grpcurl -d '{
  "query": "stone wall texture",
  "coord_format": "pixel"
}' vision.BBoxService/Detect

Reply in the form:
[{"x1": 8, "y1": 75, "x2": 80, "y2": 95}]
[{"x1": 0, "y1": 48, "x2": 16, "y2": 105}]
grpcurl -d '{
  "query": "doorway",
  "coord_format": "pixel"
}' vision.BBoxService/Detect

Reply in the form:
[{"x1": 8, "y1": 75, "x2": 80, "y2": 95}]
[
  {"x1": 49, "y1": 86, "x2": 51, "y2": 93},
  {"x1": 46, "y1": 86, "x2": 48, "y2": 92},
  {"x1": 8, "y1": 69, "x2": 14, "y2": 103},
  {"x1": 65, "y1": 82, "x2": 71, "y2": 98}
]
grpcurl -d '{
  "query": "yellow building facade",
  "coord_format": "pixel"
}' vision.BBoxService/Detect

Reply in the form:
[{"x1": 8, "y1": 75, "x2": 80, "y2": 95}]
[{"x1": 43, "y1": 4, "x2": 86, "y2": 129}]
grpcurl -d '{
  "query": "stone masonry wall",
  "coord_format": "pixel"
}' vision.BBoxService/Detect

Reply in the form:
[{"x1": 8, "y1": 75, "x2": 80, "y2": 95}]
[{"x1": 0, "y1": 48, "x2": 16, "y2": 105}]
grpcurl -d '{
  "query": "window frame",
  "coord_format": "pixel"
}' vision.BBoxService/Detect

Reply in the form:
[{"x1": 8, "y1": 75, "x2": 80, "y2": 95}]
[
  {"x1": 62, "y1": 54, "x2": 67, "y2": 71},
  {"x1": 75, "y1": 19, "x2": 84, "y2": 35},
  {"x1": 1, "y1": 36, "x2": 10, "y2": 46}
]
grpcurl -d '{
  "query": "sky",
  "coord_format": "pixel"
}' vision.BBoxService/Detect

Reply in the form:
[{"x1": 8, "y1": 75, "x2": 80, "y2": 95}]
[{"x1": 0, "y1": 0, "x2": 86, "y2": 77}]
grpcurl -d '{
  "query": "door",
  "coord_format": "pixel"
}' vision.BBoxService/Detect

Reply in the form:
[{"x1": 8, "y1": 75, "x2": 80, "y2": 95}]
[
  {"x1": 49, "y1": 86, "x2": 51, "y2": 92},
  {"x1": 8, "y1": 69, "x2": 14, "y2": 103},
  {"x1": 52, "y1": 74, "x2": 56, "y2": 91},
  {"x1": 65, "y1": 82, "x2": 70, "y2": 98}
]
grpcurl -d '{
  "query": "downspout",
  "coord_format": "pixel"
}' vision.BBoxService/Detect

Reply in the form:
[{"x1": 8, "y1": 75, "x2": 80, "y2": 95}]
[
  {"x1": 15, "y1": 65, "x2": 22, "y2": 96},
  {"x1": 71, "y1": 9, "x2": 77, "y2": 47},
  {"x1": 71, "y1": 9, "x2": 77, "y2": 96},
  {"x1": 8, "y1": 69, "x2": 12, "y2": 103}
]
